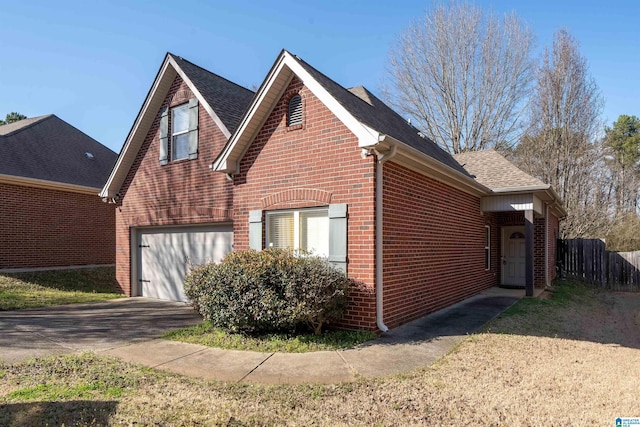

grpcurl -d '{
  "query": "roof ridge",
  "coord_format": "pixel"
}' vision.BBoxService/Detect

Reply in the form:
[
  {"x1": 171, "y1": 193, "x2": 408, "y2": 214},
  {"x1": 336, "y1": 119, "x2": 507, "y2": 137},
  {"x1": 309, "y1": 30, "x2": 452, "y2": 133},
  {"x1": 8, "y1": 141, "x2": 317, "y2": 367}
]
[
  {"x1": 0, "y1": 114, "x2": 55, "y2": 137},
  {"x1": 168, "y1": 53, "x2": 254, "y2": 95}
]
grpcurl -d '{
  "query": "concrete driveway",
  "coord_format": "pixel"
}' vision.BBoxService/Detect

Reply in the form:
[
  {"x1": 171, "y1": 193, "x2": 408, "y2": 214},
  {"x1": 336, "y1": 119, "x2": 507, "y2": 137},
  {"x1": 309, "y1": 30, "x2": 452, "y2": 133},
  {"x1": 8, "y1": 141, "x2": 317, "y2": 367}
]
[{"x1": 0, "y1": 298, "x2": 202, "y2": 363}]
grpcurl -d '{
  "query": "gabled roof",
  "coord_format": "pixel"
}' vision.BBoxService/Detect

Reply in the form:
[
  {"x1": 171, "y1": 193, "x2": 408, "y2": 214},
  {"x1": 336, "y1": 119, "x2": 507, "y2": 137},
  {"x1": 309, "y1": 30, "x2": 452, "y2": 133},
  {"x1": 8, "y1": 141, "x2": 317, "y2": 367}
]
[
  {"x1": 99, "y1": 53, "x2": 254, "y2": 198},
  {"x1": 0, "y1": 115, "x2": 117, "y2": 192},
  {"x1": 170, "y1": 55, "x2": 254, "y2": 134},
  {"x1": 213, "y1": 50, "x2": 484, "y2": 195},
  {"x1": 453, "y1": 150, "x2": 546, "y2": 191},
  {"x1": 297, "y1": 65, "x2": 469, "y2": 175},
  {"x1": 0, "y1": 115, "x2": 51, "y2": 136}
]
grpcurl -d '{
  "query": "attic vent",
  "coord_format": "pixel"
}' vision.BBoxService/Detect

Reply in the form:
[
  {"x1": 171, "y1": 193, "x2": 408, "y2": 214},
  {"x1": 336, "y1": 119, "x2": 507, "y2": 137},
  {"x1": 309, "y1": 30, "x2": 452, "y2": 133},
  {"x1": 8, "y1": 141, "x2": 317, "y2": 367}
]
[
  {"x1": 84, "y1": 152, "x2": 95, "y2": 160},
  {"x1": 287, "y1": 94, "x2": 302, "y2": 126}
]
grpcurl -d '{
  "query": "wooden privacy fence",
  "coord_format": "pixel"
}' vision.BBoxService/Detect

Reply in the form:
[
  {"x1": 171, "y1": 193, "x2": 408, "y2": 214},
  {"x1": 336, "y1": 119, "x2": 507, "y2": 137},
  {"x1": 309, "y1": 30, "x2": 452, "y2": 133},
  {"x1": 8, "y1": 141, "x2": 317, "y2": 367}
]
[{"x1": 558, "y1": 239, "x2": 640, "y2": 291}]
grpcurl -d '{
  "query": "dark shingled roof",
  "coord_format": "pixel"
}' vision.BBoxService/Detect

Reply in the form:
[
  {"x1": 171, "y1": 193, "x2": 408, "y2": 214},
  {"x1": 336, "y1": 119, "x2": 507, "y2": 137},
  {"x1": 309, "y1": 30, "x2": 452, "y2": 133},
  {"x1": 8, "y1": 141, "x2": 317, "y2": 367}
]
[
  {"x1": 170, "y1": 54, "x2": 254, "y2": 134},
  {"x1": 292, "y1": 55, "x2": 471, "y2": 176},
  {"x1": 0, "y1": 115, "x2": 117, "y2": 189}
]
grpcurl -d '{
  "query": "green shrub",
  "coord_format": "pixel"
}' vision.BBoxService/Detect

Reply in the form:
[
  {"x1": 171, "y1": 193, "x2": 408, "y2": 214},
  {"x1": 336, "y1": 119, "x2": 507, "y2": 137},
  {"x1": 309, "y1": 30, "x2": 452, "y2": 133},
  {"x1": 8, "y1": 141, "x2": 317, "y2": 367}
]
[{"x1": 184, "y1": 249, "x2": 350, "y2": 335}]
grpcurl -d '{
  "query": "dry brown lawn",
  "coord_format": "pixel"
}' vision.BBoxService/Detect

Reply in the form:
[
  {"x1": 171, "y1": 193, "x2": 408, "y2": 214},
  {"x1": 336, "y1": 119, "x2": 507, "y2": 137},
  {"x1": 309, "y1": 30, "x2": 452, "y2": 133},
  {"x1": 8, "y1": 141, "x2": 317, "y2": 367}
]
[{"x1": 1, "y1": 281, "x2": 639, "y2": 426}]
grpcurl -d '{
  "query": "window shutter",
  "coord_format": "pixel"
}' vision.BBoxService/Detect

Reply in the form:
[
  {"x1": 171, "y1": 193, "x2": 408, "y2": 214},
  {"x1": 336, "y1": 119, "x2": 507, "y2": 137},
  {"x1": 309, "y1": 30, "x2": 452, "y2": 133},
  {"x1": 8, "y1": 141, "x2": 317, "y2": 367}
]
[
  {"x1": 249, "y1": 210, "x2": 263, "y2": 251},
  {"x1": 188, "y1": 98, "x2": 199, "y2": 160},
  {"x1": 328, "y1": 203, "x2": 348, "y2": 272},
  {"x1": 159, "y1": 107, "x2": 169, "y2": 165}
]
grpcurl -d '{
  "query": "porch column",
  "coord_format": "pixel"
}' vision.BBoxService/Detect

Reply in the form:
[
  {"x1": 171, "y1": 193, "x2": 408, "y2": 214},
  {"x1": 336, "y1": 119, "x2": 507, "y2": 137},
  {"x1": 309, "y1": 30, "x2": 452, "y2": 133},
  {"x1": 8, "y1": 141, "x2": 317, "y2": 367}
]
[{"x1": 525, "y1": 209, "x2": 534, "y2": 296}]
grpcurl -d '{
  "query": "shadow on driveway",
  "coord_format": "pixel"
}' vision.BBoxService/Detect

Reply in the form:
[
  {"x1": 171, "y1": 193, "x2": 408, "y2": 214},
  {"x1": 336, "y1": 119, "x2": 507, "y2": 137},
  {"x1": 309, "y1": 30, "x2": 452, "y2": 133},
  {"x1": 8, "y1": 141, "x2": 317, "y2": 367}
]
[{"x1": 0, "y1": 298, "x2": 202, "y2": 363}]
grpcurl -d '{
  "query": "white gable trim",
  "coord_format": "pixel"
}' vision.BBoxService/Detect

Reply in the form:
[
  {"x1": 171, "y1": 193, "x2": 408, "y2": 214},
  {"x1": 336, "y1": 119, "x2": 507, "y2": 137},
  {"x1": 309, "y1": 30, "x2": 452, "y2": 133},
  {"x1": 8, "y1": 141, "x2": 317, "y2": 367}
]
[
  {"x1": 213, "y1": 51, "x2": 379, "y2": 174},
  {"x1": 168, "y1": 56, "x2": 230, "y2": 139},
  {"x1": 99, "y1": 54, "x2": 225, "y2": 198}
]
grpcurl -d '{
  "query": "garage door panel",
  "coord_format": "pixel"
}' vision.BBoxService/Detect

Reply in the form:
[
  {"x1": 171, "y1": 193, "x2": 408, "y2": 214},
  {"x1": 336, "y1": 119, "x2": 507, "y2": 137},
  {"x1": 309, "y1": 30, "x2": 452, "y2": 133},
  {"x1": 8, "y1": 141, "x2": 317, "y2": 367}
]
[{"x1": 138, "y1": 225, "x2": 232, "y2": 302}]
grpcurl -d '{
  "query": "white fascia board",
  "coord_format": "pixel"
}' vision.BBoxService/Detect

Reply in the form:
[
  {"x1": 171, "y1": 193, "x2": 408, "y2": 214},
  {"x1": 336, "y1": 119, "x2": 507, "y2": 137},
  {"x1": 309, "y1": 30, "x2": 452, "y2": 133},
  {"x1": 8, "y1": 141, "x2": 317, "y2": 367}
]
[
  {"x1": 390, "y1": 139, "x2": 491, "y2": 197},
  {"x1": 491, "y1": 184, "x2": 551, "y2": 194},
  {"x1": 100, "y1": 58, "x2": 176, "y2": 198},
  {"x1": 283, "y1": 52, "x2": 379, "y2": 147},
  {"x1": 492, "y1": 185, "x2": 567, "y2": 218},
  {"x1": 213, "y1": 56, "x2": 292, "y2": 173},
  {"x1": 168, "y1": 56, "x2": 231, "y2": 139},
  {"x1": 214, "y1": 51, "x2": 380, "y2": 174},
  {"x1": 1, "y1": 174, "x2": 101, "y2": 195}
]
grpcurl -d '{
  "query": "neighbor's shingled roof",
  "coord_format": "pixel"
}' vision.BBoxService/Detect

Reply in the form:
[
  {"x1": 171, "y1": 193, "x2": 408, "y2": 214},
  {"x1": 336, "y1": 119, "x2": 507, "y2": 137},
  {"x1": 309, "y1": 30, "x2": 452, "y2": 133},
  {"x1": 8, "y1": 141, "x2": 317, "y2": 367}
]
[
  {"x1": 0, "y1": 115, "x2": 117, "y2": 189},
  {"x1": 293, "y1": 56, "x2": 471, "y2": 177},
  {"x1": 454, "y1": 150, "x2": 546, "y2": 190},
  {"x1": 170, "y1": 54, "x2": 254, "y2": 134}
]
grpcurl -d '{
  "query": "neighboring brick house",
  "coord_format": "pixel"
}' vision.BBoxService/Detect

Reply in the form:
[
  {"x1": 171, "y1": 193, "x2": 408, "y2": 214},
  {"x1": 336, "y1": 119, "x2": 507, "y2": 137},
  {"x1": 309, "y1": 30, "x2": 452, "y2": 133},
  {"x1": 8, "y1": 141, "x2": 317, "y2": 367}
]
[
  {"x1": 0, "y1": 115, "x2": 117, "y2": 270},
  {"x1": 101, "y1": 51, "x2": 565, "y2": 331}
]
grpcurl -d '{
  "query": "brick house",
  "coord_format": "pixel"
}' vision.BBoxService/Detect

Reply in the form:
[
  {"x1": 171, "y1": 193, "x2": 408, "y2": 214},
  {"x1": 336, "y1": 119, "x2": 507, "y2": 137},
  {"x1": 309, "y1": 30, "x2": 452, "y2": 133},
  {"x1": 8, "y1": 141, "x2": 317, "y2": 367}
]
[
  {"x1": 0, "y1": 115, "x2": 117, "y2": 270},
  {"x1": 101, "y1": 51, "x2": 565, "y2": 331}
]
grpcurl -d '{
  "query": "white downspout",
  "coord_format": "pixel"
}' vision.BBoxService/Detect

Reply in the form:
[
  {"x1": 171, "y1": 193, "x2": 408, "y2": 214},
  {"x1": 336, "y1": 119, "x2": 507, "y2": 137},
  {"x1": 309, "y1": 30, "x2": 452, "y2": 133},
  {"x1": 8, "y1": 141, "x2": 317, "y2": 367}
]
[{"x1": 374, "y1": 141, "x2": 397, "y2": 333}]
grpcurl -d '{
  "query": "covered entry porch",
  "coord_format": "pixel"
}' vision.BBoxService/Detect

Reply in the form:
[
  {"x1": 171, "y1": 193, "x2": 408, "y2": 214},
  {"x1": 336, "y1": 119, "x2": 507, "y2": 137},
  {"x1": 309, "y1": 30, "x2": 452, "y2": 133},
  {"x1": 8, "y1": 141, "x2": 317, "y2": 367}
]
[{"x1": 483, "y1": 192, "x2": 563, "y2": 297}]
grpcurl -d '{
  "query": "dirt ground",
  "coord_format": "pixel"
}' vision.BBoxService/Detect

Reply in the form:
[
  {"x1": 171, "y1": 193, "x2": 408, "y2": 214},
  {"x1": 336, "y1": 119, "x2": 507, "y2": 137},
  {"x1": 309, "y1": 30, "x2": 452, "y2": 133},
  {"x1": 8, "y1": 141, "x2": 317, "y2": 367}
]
[{"x1": 1, "y1": 283, "x2": 639, "y2": 426}]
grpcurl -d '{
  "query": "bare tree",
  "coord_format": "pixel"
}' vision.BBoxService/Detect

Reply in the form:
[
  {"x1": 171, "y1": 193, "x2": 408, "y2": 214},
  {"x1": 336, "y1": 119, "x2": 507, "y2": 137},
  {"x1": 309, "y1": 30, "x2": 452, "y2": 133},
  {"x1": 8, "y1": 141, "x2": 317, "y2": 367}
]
[
  {"x1": 513, "y1": 30, "x2": 605, "y2": 238},
  {"x1": 387, "y1": 1, "x2": 535, "y2": 154}
]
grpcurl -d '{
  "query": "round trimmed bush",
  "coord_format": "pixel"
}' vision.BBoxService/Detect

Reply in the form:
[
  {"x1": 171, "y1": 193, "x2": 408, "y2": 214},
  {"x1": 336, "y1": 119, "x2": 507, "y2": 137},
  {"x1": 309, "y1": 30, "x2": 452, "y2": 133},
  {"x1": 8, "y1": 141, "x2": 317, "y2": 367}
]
[{"x1": 184, "y1": 249, "x2": 350, "y2": 334}]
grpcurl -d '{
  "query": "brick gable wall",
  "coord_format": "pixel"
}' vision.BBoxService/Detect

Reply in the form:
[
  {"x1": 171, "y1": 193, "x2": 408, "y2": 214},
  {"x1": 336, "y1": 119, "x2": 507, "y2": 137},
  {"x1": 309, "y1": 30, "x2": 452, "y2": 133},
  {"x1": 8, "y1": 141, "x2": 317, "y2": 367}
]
[
  {"x1": 382, "y1": 162, "x2": 499, "y2": 328},
  {"x1": 113, "y1": 75, "x2": 233, "y2": 295},
  {"x1": 0, "y1": 182, "x2": 115, "y2": 269},
  {"x1": 232, "y1": 77, "x2": 378, "y2": 330}
]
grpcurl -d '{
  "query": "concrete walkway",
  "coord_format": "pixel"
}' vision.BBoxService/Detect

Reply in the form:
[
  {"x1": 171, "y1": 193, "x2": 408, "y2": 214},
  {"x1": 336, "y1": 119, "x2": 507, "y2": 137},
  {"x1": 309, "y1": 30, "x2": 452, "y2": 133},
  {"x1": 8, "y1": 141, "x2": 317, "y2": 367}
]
[{"x1": 100, "y1": 287, "x2": 532, "y2": 384}]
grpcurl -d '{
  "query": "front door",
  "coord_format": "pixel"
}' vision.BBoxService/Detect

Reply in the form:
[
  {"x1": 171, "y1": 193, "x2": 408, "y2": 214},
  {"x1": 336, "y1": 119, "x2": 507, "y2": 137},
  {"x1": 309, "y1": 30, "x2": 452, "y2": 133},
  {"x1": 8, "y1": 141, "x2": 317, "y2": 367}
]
[{"x1": 502, "y1": 226, "x2": 526, "y2": 286}]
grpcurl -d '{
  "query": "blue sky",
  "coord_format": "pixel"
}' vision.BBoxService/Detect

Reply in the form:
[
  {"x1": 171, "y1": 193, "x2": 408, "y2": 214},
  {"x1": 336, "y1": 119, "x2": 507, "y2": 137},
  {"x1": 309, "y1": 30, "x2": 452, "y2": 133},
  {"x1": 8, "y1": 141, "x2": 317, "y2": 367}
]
[{"x1": 1, "y1": 0, "x2": 638, "y2": 153}]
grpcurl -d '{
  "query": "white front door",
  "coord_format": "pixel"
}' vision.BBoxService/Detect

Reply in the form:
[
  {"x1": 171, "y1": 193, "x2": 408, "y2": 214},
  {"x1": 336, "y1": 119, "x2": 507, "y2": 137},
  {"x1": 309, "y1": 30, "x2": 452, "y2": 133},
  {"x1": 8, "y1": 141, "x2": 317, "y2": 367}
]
[{"x1": 502, "y1": 226, "x2": 526, "y2": 286}]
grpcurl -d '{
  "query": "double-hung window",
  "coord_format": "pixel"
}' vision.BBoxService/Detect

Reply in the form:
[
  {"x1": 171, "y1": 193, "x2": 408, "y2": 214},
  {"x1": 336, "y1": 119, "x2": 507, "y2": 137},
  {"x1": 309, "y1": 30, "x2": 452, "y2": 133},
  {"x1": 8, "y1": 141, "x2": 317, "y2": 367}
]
[
  {"x1": 171, "y1": 104, "x2": 190, "y2": 161},
  {"x1": 158, "y1": 98, "x2": 199, "y2": 165},
  {"x1": 266, "y1": 208, "x2": 329, "y2": 257}
]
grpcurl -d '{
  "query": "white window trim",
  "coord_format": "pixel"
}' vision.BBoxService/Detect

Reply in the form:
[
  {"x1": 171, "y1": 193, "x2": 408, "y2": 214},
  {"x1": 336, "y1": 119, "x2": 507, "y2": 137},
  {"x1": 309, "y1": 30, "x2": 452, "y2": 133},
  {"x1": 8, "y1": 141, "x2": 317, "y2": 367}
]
[
  {"x1": 266, "y1": 207, "x2": 329, "y2": 254},
  {"x1": 171, "y1": 104, "x2": 189, "y2": 161},
  {"x1": 485, "y1": 225, "x2": 491, "y2": 271}
]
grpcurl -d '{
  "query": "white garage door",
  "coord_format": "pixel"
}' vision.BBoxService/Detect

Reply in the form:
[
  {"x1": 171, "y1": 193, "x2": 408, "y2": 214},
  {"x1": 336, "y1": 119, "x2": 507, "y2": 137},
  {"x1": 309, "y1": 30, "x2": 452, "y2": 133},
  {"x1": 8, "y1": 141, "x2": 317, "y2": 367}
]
[{"x1": 137, "y1": 225, "x2": 233, "y2": 302}]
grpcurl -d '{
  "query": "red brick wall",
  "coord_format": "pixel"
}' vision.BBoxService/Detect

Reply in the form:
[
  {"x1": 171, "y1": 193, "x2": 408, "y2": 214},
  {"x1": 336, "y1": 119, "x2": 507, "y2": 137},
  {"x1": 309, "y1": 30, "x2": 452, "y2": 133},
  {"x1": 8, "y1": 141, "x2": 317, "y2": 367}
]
[
  {"x1": 534, "y1": 217, "x2": 545, "y2": 287},
  {"x1": 547, "y1": 211, "x2": 559, "y2": 284},
  {"x1": 0, "y1": 182, "x2": 114, "y2": 269},
  {"x1": 534, "y1": 210, "x2": 561, "y2": 287},
  {"x1": 114, "y1": 75, "x2": 233, "y2": 295},
  {"x1": 232, "y1": 77, "x2": 378, "y2": 330},
  {"x1": 382, "y1": 162, "x2": 499, "y2": 328}
]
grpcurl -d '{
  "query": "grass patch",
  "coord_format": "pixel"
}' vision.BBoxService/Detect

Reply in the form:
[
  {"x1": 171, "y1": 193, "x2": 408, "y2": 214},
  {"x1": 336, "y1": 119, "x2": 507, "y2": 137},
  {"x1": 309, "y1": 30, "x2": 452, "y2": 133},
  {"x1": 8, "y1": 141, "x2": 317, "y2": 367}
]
[
  {"x1": 163, "y1": 321, "x2": 376, "y2": 352},
  {"x1": 0, "y1": 267, "x2": 123, "y2": 311},
  {"x1": 2, "y1": 353, "x2": 151, "y2": 403},
  {"x1": 495, "y1": 279, "x2": 596, "y2": 319},
  {"x1": 2, "y1": 284, "x2": 639, "y2": 425},
  {"x1": 7, "y1": 383, "x2": 122, "y2": 401}
]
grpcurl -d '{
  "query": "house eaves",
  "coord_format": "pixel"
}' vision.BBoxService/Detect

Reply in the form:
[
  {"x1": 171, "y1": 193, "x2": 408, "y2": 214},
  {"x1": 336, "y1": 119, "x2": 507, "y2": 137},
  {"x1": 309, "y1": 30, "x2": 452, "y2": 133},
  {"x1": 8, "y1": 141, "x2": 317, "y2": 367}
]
[
  {"x1": 0, "y1": 173, "x2": 100, "y2": 195},
  {"x1": 213, "y1": 50, "x2": 380, "y2": 173},
  {"x1": 99, "y1": 53, "x2": 235, "y2": 199},
  {"x1": 367, "y1": 134, "x2": 491, "y2": 197},
  {"x1": 213, "y1": 50, "x2": 490, "y2": 198}
]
